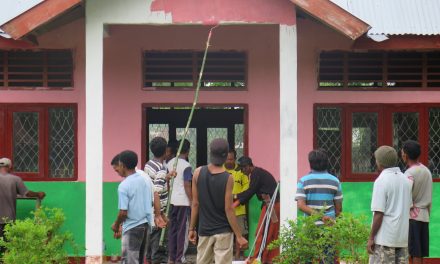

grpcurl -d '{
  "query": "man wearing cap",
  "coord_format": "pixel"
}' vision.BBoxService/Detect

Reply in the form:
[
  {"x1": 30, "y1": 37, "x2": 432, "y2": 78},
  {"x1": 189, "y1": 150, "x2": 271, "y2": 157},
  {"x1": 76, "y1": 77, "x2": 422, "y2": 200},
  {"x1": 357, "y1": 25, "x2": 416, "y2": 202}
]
[
  {"x1": 367, "y1": 146, "x2": 412, "y2": 264},
  {"x1": 233, "y1": 156, "x2": 279, "y2": 264},
  {"x1": 188, "y1": 138, "x2": 248, "y2": 264},
  {"x1": 0, "y1": 157, "x2": 46, "y2": 256}
]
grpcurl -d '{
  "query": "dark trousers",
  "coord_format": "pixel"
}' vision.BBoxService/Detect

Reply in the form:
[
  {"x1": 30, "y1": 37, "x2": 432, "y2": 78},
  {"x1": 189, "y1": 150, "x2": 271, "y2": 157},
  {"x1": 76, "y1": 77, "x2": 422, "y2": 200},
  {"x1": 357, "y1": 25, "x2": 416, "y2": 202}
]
[
  {"x1": 167, "y1": 205, "x2": 189, "y2": 263},
  {"x1": 146, "y1": 227, "x2": 167, "y2": 264},
  {"x1": 121, "y1": 223, "x2": 149, "y2": 264}
]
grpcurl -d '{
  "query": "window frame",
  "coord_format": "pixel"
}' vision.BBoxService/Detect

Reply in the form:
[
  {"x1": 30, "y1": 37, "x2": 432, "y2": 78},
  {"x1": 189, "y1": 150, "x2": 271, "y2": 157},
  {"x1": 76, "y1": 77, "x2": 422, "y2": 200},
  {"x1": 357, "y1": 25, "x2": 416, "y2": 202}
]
[
  {"x1": 0, "y1": 103, "x2": 78, "y2": 181},
  {"x1": 314, "y1": 103, "x2": 439, "y2": 182}
]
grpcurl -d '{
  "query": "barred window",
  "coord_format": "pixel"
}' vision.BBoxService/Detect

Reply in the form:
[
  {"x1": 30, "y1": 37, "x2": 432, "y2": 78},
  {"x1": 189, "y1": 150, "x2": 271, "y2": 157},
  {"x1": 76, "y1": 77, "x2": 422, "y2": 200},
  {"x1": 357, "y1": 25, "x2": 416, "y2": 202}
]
[
  {"x1": 143, "y1": 51, "x2": 246, "y2": 89},
  {"x1": 315, "y1": 104, "x2": 439, "y2": 181},
  {"x1": 0, "y1": 104, "x2": 77, "y2": 181},
  {"x1": 318, "y1": 51, "x2": 440, "y2": 89},
  {"x1": 0, "y1": 50, "x2": 73, "y2": 89}
]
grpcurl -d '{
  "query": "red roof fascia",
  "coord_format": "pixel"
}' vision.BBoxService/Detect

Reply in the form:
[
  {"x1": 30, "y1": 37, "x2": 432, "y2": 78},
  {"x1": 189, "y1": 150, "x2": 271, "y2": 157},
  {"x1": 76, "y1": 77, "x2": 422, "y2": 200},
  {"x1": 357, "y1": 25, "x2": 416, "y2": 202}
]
[
  {"x1": 0, "y1": 36, "x2": 36, "y2": 48},
  {"x1": 0, "y1": 0, "x2": 82, "y2": 40},
  {"x1": 291, "y1": 0, "x2": 370, "y2": 40}
]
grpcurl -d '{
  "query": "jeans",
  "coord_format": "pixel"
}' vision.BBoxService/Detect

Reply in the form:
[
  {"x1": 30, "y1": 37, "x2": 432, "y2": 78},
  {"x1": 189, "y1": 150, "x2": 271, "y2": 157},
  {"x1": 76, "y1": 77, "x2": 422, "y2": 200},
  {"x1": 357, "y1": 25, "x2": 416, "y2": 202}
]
[
  {"x1": 146, "y1": 227, "x2": 167, "y2": 264},
  {"x1": 121, "y1": 223, "x2": 149, "y2": 264}
]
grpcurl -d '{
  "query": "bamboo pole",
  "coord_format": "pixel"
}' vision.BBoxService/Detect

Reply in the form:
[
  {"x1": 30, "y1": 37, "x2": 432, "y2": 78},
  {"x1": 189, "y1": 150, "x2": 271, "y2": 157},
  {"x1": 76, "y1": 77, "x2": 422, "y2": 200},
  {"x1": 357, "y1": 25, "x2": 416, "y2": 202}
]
[{"x1": 159, "y1": 25, "x2": 218, "y2": 246}]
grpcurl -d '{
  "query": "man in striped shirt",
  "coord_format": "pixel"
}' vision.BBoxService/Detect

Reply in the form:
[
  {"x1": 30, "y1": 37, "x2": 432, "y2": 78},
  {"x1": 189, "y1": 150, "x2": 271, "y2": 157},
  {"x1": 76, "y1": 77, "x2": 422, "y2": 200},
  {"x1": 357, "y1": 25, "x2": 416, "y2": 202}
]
[
  {"x1": 295, "y1": 150, "x2": 342, "y2": 263},
  {"x1": 144, "y1": 137, "x2": 170, "y2": 264},
  {"x1": 295, "y1": 149, "x2": 343, "y2": 224}
]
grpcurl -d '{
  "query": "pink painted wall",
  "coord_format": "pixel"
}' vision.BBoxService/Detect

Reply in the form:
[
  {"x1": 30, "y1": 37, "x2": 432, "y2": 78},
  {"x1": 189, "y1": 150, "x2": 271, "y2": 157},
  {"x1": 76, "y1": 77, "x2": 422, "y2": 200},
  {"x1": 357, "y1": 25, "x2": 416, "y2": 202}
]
[
  {"x1": 150, "y1": 0, "x2": 295, "y2": 25},
  {"x1": 103, "y1": 25, "x2": 280, "y2": 182},
  {"x1": 0, "y1": 19, "x2": 86, "y2": 182},
  {"x1": 297, "y1": 18, "x2": 440, "y2": 178}
]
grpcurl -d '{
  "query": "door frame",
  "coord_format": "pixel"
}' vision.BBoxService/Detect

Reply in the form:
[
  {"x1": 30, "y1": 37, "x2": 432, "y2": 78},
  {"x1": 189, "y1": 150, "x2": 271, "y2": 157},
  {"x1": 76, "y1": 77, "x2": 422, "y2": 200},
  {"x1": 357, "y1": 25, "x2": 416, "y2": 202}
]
[{"x1": 141, "y1": 103, "x2": 249, "y2": 167}]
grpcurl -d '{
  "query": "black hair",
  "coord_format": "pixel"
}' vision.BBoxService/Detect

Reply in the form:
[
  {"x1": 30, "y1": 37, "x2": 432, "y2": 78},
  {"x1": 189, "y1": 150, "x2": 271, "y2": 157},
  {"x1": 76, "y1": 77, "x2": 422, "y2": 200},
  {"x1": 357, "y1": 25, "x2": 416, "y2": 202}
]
[
  {"x1": 237, "y1": 156, "x2": 253, "y2": 167},
  {"x1": 402, "y1": 140, "x2": 421, "y2": 160},
  {"x1": 118, "y1": 150, "x2": 138, "y2": 169},
  {"x1": 111, "y1": 154, "x2": 120, "y2": 166},
  {"x1": 228, "y1": 149, "x2": 237, "y2": 159},
  {"x1": 150, "y1": 137, "x2": 167, "y2": 158},
  {"x1": 179, "y1": 139, "x2": 191, "y2": 154},
  {"x1": 308, "y1": 149, "x2": 329, "y2": 172},
  {"x1": 167, "y1": 139, "x2": 178, "y2": 155}
]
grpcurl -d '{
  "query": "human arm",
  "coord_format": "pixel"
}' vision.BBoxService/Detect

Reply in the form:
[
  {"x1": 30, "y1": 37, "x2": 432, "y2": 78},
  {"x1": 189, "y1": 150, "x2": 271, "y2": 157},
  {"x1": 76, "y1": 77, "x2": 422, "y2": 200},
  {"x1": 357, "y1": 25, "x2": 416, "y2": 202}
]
[
  {"x1": 111, "y1": 210, "x2": 127, "y2": 239},
  {"x1": 153, "y1": 191, "x2": 166, "y2": 228},
  {"x1": 225, "y1": 175, "x2": 248, "y2": 249},
  {"x1": 183, "y1": 166, "x2": 193, "y2": 202},
  {"x1": 188, "y1": 167, "x2": 200, "y2": 244},
  {"x1": 334, "y1": 201, "x2": 342, "y2": 217},
  {"x1": 26, "y1": 190, "x2": 46, "y2": 199},
  {"x1": 236, "y1": 171, "x2": 260, "y2": 205},
  {"x1": 367, "y1": 211, "x2": 384, "y2": 254},
  {"x1": 334, "y1": 181, "x2": 343, "y2": 217}
]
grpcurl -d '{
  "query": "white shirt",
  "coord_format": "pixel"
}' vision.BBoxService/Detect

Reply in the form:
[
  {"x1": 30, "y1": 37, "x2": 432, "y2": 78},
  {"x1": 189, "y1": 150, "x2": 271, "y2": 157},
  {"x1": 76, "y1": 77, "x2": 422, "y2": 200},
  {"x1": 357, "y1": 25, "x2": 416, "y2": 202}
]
[
  {"x1": 371, "y1": 167, "x2": 412, "y2": 248},
  {"x1": 167, "y1": 157, "x2": 192, "y2": 206}
]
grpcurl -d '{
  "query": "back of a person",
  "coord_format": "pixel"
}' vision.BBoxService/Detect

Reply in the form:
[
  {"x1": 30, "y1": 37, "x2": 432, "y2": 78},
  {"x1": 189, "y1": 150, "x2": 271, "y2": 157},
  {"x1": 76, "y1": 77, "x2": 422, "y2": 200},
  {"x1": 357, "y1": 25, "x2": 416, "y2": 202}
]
[
  {"x1": 0, "y1": 173, "x2": 21, "y2": 223},
  {"x1": 145, "y1": 160, "x2": 168, "y2": 210},
  {"x1": 375, "y1": 168, "x2": 412, "y2": 247},
  {"x1": 197, "y1": 166, "x2": 231, "y2": 236},
  {"x1": 299, "y1": 171, "x2": 341, "y2": 218},
  {"x1": 167, "y1": 157, "x2": 191, "y2": 206},
  {"x1": 119, "y1": 172, "x2": 152, "y2": 232},
  {"x1": 405, "y1": 164, "x2": 432, "y2": 222}
]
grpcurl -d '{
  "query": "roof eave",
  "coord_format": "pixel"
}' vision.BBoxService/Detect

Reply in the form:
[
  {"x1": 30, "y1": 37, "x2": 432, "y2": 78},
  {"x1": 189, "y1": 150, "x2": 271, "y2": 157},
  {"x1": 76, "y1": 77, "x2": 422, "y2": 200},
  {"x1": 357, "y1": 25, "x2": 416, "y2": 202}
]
[
  {"x1": 291, "y1": 0, "x2": 371, "y2": 40},
  {"x1": 0, "y1": 0, "x2": 82, "y2": 40}
]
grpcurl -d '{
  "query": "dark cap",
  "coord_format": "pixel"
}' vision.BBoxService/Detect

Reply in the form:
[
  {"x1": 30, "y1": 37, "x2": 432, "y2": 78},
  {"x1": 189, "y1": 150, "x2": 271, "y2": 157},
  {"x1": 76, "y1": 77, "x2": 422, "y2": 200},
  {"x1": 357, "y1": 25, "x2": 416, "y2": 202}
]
[
  {"x1": 237, "y1": 156, "x2": 253, "y2": 167},
  {"x1": 209, "y1": 138, "x2": 229, "y2": 166}
]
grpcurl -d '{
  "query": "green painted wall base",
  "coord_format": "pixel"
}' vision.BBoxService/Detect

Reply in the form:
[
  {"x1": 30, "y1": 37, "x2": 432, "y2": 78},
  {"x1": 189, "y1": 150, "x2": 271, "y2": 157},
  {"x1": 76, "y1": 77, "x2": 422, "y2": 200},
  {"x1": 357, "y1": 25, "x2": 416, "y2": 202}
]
[{"x1": 16, "y1": 182, "x2": 86, "y2": 256}]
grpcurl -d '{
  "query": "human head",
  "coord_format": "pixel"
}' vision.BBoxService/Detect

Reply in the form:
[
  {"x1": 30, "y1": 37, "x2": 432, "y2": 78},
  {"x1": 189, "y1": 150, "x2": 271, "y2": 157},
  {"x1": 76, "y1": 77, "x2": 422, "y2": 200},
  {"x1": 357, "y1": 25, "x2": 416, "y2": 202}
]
[
  {"x1": 374, "y1": 145, "x2": 398, "y2": 171},
  {"x1": 165, "y1": 139, "x2": 178, "y2": 162},
  {"x1": 178, "y1": 139, "x2": 191, "y2": 155},
  {"x1": 401, "y1": 140, "x2": 421, "y2": 164},
  {"x1": 209, "y1": 138, "x2": 229, "y2": 166},
  {"x1": 150, "y1": 137, "x2": 167, "y2": 159},
  {"x1": 308, "y1": 149, "x2": 329, "y2": 172},
  {"x1": 110, "y1": 150, "x2": 138, "y2": 177},
  {"x1": 225, "y1": 149, "x2": 237, "y2": 170},
  {"x1": 237, "y1": 156, "x2": 254, "y2": 176},
  {"x1": 0, "y1": 157, "x2": 12, "y2": 173}
]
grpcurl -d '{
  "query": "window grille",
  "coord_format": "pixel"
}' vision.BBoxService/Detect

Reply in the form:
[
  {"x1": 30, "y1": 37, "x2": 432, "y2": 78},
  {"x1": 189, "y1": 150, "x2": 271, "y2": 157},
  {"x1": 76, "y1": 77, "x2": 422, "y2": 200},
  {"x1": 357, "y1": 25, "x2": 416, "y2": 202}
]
[
  {"x1": 1, "y1": 50, "x2": 73, "y2": 89},
  {"x1": 143, "y1": 51, "x2": 246, "y2": 89},
  {"x1": 319, "y1": 51, "x2": 440, "y2": 89}
]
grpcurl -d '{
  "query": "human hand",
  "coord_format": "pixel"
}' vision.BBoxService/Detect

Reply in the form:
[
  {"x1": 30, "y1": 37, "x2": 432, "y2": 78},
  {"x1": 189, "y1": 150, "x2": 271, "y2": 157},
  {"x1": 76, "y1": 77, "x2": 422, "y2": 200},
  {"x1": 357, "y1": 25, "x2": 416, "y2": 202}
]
[
  {"x1": 166, "y1": 171, "x2": 177, "y2": 180},
  {"x1": 38, "y1": 192, "x2": 46, "y2": 199},
  {"x1": 154, "y1": 214, "x2": 167, "y2": 228},
  {"x1": 188, "y1": 230, "x2": 197, "y2": 244},
  {"x1": 111, "y1": 223, "x2": 122, "y2": 239},
  {"x1": 367, "y1": 238, "x2": 375, "y2": 254},
  {"x1": 232, "y1": 200, "x2": 241, "y2": 208},
  {"x1": 322, "y1": 215, "x2": 334, "y2": 225},
  {"x1": 236, "y1": 236, "x2": 248, "y2": 249}
]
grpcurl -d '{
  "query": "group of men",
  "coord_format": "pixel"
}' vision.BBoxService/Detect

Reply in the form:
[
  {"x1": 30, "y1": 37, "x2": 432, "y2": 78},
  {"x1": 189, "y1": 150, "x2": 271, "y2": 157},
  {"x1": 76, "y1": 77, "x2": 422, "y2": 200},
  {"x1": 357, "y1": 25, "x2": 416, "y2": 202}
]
[
  {"x1": 111, "y1": 137, "x2": 280, "y2": 264},
  {"x1": 296, "y1": 140, "x2": 432, "y2": 264}
]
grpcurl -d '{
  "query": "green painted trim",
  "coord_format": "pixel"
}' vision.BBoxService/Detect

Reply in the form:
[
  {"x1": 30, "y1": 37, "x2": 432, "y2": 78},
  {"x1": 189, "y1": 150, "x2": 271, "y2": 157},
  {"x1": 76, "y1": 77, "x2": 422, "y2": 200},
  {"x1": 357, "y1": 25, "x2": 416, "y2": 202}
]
[
  {"x1": 16, "y1": 182, "x2": 86, "y2": 256},
  {"x1": 103, "y1": 182, "x2": 120, "y2": 256}
]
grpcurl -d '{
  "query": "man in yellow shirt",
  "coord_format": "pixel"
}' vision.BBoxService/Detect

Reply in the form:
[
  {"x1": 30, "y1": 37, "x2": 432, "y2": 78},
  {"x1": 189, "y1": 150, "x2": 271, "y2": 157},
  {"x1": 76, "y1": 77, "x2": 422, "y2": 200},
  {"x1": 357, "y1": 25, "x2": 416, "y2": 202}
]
[{"x1": 224, "y1": 149, "x2": 249, "y2": 260}]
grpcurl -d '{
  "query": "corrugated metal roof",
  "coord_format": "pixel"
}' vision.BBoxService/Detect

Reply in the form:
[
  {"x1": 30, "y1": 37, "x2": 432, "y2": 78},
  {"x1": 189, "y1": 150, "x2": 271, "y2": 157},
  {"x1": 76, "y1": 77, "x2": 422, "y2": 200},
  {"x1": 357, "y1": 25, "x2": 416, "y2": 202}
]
[{"x1": 331, "y1": 0, "x2": 440, "y2": 36}]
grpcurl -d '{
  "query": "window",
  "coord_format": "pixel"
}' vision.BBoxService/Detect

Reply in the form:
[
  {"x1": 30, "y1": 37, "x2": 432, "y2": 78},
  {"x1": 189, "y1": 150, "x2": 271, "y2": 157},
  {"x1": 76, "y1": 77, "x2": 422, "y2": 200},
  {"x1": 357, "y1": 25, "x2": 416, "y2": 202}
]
[
  {"x1": 318, "y1": 51, "x2": 440, "y2": 89},
  {"x1": 0, "y1": 50, "x2": 73, "y2": 89},
  {"x1": 143, "y1": 51, "x2": 246, "y2": 89},
  {"x1": 315, "y1": 104, "x2": 440, "y2": 181},
  {"x1": 0, "y1": 104, "x2": 77, "y2": 181}
]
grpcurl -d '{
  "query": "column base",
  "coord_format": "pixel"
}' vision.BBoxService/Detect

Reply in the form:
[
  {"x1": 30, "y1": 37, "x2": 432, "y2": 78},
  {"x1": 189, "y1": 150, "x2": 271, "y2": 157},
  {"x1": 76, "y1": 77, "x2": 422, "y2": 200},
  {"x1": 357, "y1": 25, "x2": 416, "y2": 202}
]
[{"x1": 86, "y1": 255, "x2": 103, "y2": 264}]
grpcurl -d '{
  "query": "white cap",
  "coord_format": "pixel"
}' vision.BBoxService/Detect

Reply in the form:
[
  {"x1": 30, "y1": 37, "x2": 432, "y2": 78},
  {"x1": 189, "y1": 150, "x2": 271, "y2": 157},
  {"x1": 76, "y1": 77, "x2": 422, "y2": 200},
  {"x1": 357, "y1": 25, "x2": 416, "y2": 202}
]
[{"x1": 0, "y1": 157, "x2": 12, "y2": 167}]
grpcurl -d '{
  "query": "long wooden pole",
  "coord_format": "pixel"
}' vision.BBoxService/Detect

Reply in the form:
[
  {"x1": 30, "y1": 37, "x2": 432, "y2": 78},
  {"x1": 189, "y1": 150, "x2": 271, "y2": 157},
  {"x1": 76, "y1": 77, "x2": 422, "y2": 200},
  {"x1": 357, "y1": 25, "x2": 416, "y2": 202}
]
[{"x1": 159, "y1": 25, "x2": 218, "y2": 246}]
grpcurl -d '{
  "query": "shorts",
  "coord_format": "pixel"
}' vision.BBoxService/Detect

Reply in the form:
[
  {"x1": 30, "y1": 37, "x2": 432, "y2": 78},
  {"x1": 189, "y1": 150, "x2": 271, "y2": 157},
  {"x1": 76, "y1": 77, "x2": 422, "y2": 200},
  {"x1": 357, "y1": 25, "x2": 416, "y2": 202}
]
[
  {"x1": 409, "y1": 219, "x2": 429, "y2": 257},
  {"x1": 197, "y1": 232, "x2": 233, "y2": 264},
  {"x1": 236, "y1": 215, "x2": 248, "y2": 236},
  {"x1": 370, "y1": 245, "x2": 408, "y2": 264}
]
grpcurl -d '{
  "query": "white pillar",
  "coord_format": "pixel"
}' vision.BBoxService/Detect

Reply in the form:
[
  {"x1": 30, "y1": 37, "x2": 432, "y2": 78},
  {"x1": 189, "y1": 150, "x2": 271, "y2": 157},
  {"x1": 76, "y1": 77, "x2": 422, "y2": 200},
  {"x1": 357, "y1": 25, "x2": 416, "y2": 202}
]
[
  {"x1": 85, "y1": 8, "x2": 104, "y2": 264},
  {"x1": 279, "y1": 24, "x2": 298, "y2": 224}
]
